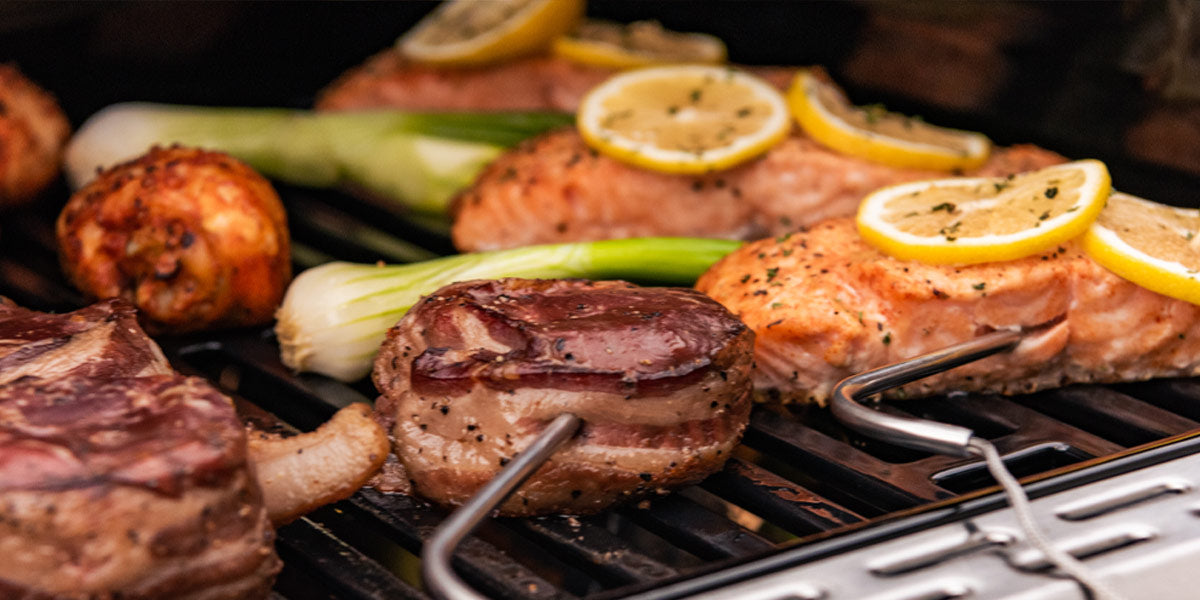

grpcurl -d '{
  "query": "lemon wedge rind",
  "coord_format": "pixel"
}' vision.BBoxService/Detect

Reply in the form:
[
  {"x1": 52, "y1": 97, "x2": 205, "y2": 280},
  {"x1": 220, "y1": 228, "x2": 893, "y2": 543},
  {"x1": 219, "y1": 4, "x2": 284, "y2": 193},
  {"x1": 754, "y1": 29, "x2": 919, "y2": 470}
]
[
  {"x1": 788, "y1": 68, "x2": 992, "y2": 172},
  {"x1": 857, "y1": 159, "x2": 1112, "y2": 265},
  {"x1": 552, "y1": 20, "x2": 727, "y2": 70},
  {"x1": 398, "y1": 0, "x2": 584, "y2": 68},
  {"x1": 577, "y1": 65, "x2": 791, "y2": 175},
  {"x1": 1082, "y1": 192, "x2": 1200, "y2": 306}
]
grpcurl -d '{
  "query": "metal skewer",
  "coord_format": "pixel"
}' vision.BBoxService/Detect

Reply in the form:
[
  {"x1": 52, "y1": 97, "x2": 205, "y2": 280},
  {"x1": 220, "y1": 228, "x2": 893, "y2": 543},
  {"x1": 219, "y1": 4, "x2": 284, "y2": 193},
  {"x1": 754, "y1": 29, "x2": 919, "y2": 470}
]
[
  {"x1": 422, "y1": 412, "x2": 582, "y2": 600},
  {"x1": 830, "y1": 328, "x2": 1023, "y2": 457}
]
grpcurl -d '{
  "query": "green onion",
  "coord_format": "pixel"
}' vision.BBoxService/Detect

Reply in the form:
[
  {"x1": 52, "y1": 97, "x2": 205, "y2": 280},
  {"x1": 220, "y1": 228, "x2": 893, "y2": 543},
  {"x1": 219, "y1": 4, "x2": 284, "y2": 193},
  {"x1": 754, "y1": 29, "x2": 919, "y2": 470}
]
[
  {"x1": 275, "y1": 237, "x2": 740, "y2": 381},
  {"x1": 63, "y1": 103, "x2": 572, "y2": 215}
]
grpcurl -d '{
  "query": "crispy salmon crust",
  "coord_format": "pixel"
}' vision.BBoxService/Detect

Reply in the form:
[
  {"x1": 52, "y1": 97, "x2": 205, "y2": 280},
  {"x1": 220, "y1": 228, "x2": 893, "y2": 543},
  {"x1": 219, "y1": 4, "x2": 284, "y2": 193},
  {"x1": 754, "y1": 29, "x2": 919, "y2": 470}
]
[
  {"x1": 696, "y1": 217, "x2": 1200, "y2": 405},
  {"x1": 451, "y1": 128, "x2": 1066, "y2": 252}
]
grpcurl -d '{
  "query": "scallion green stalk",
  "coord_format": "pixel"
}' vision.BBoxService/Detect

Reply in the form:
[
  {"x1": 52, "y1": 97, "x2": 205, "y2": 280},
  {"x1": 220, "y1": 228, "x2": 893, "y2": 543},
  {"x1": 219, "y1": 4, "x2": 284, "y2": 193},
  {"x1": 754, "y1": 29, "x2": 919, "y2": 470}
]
[
  {"x1": 64, "y1": 103, "x2": 572, "y2": 215},
  {"x1": 275, "y1": 237, "x2": 741, "y2": 382}
]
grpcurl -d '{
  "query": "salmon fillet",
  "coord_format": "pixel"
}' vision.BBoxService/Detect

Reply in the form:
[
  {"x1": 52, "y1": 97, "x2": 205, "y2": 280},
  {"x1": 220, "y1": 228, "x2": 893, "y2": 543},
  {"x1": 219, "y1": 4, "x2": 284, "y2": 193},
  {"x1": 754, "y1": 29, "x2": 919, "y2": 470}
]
[
  {"x1": 451, "y1": 128, "x2": 1066, "y2": 252},
  {"x1": 316, "y1": 51, "x2": 794, "y2": 113},
  {"x1": 695, "y1": 217, "x2": 1200, "y2": 406}
]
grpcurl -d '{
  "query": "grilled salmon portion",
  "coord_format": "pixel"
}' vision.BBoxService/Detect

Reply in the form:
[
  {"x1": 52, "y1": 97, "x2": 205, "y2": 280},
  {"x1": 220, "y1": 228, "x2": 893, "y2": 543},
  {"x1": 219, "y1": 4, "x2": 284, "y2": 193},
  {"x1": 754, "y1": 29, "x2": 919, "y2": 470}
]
[
  {"x1": 451, "y1": 128, "x2": 1066, "y2": 252},
  {"x1": 317, "y1": 51, "x2": 794, "y2": 112},
  {"x1": 696, "y1": 217, "x2": 1200, "y2": 406}
]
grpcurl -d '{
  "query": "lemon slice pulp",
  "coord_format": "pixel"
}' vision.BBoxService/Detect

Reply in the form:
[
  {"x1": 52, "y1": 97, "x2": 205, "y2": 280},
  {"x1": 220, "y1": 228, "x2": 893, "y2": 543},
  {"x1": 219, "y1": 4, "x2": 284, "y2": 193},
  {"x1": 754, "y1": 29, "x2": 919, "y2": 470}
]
[
  {"x1": 552, "y1": 20, "x2": 728, "y2": 70},
  {"x1": 856, "y1": 159, "x2": 1111, "y2": 265},
  {"x1": 788, "y1": 67, "x2": 992, "y2": 172},
  {"x1": 397, "y1": 0, "x2": 584, "y2": 67},
  {"x1": 1082, "y1": 192, "x2": 1200, "y2": 305},
  {"x1": 576, "y1": 65, "x2": 791, "y2": 174}
]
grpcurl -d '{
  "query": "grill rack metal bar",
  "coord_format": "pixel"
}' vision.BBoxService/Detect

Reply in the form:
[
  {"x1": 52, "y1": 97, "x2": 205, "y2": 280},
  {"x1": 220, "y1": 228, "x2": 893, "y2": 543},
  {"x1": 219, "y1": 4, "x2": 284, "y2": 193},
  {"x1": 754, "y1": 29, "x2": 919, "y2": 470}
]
[{"x1": 6, "y1": 179, "x2": 1200, "y2": 599}]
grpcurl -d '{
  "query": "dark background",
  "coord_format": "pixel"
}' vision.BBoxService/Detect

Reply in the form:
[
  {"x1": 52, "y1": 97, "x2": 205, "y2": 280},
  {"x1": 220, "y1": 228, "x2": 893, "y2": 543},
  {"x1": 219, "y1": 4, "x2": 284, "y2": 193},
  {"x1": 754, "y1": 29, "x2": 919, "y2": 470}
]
[{"x1": 1, "y1": 1, "x2": 1196, "y2": 202}]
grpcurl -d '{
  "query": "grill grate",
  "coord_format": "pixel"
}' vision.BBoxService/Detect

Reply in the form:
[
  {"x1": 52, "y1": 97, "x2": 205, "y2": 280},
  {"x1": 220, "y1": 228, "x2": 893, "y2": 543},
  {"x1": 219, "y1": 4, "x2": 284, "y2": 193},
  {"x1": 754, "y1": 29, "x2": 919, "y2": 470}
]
[{"x1": 5, "y1": 177, "x2": 1200, "y2": 600}]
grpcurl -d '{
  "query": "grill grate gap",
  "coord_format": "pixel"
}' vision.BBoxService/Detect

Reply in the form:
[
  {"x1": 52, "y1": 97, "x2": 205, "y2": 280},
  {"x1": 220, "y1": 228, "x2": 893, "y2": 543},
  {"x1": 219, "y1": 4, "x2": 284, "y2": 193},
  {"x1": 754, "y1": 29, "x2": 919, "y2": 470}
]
[
  {"x1": 1113, "y1": 378, "x2": 1200, "y2": 423},
  {"x1": 743, "y1": 408, "x2": 950, "y2": 515},
  {"x1": 507, "y1": 515, "x2": 693, "y2": 589},
  {"x1": 472, "y1": 519, "x2": 605, "y2": 598},
  {"x1": 699, "y1": 457, "x2": 864, "y2": 538},
  {"x1": 348, "y1": 489, "x2": 566, "y2": 600},
  {"x1": 1012, "y1": 386, "x2": 1200, "y2": 447},
  {"x1": 621, "y1": 493, "x2": 776, "y2": 561},
  {"x1": 274, "y1": 515, "x2": 425, "y2": 600}
]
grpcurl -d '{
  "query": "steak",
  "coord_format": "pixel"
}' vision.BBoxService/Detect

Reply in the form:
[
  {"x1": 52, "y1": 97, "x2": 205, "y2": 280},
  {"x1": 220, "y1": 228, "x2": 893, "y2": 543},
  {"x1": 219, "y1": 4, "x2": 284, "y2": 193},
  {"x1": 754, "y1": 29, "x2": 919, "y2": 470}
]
[
  {"x1": 372, "y1": 278, "x2": 755, "y2": 516},
  {"x1": 0, "y1": 374, "x2": 280, "y2": 599},
  {"x1": 0, "y1": 296, "x2": 171, "y2": 385}
]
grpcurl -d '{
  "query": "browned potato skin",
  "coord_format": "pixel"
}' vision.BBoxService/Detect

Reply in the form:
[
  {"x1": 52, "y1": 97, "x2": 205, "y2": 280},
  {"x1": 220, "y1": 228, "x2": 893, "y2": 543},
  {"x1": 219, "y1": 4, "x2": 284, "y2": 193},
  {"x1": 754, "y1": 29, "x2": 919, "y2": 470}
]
[
  {"x1": 56, "y1": 146, "x2": 291, "y2": 334},
  {"x1": 0, "y1": 64, "x2": 70, "y2": 205}
]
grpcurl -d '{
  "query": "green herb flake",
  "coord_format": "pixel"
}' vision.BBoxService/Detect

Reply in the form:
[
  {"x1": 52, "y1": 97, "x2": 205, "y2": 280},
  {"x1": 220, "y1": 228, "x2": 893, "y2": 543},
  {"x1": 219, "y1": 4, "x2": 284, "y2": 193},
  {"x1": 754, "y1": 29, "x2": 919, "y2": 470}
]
[
  {"x1": 770, "y1": 302, "x2": 783, "y2": 309},
  {"x1": 766, "y1": 267, "x2": 779, "y2": 281},
  {"x1": 1045, "y1": 186, "x2": 1059, "y2": 199},
  {"x1": 973, "y1": 282, "x2": 986, "y2": 291},
  {"x1": 882, "y1": 332, "x2": 892, "y2": 345},
  {"x1": 931, "y1": 202, "x2": 956, "y2": 213},
  {"x1": 862, "y1": 103, "x2": 887, "y2": 125}
]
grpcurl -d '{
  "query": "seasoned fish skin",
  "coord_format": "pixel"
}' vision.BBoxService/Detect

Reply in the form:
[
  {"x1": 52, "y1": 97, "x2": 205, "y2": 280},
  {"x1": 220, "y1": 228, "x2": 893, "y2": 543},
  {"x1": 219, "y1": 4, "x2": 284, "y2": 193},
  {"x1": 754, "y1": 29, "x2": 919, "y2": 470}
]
[
  {"x1": 451, "y1": 128, "x2": 1066, "y2": 252},
  {"x1": 696, "y1": 217, "x2": 1200, "y2": 405}
]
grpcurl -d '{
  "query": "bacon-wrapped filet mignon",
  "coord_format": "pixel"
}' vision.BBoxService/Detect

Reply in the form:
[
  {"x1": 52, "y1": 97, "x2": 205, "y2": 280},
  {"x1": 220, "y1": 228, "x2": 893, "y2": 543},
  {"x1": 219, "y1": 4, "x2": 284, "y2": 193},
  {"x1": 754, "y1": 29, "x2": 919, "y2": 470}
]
[
  {"x1": 0, "y1": 374, "x2": 281, "y2": 599},
  {"x1": 372, "y1": 278, "x2": 755, "y2": 516}
]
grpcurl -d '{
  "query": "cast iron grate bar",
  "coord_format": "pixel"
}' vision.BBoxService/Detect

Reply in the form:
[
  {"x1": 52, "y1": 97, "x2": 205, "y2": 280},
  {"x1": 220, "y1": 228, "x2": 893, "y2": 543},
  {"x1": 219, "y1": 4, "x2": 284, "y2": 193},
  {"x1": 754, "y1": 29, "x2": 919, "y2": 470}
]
[
  {"x1": 349, "y1": 489, "x2": 566, "y2": 600},
  {"x1": 744, "y1": 408, "x2": 951, "y2": 514},
  {"x1": 285, "y1": 193, "x2": 439, "y2": 265},
  {"x1": 274, "y1": 517, "x2": 425, "y2": 600},
  {"x1": 621, "y1": 494, "x2": 775, "y2": 561},
  {"x1": 901, "y1": 394, "x2": 1125, "y2": 456},
  {"x1": 1015, "y1": 386, "x2": 1200, "y2": 447},
  {"x1": 895, "y1": 395, "x2": 1126, "y2": 483},
  {"x1": 511, "y1": 516, "x2": 683, "y2": 587},
  {"x1": 700, "y1": 457, "x2": 864, "y2": 537},
  {"x1": 1114, "y1": 378, "x2": 1200, "y2": 423}
]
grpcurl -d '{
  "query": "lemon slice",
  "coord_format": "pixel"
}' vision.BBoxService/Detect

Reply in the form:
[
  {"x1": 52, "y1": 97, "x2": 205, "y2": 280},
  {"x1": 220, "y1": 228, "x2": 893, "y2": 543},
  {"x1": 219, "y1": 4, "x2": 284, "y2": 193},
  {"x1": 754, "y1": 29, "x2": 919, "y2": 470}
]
[
  {"x1": 857, "y1": 159, "x2": 1111, "y2": 265},
  {"x1": 397, "y1": 0, "x2": 584, "y2": 67},
  {"x1": 787, "y1": 67, "x2": 992, "y2": 172},
  {"x1": 1082, "y1": 192, "x2": 1200, "y2": 305},
  {"x1": 576, "y1": 65, "x2": 791, "y2": 174},
  {"x1": 552, "y1": 19, "x2": 728, "y2": 70}
]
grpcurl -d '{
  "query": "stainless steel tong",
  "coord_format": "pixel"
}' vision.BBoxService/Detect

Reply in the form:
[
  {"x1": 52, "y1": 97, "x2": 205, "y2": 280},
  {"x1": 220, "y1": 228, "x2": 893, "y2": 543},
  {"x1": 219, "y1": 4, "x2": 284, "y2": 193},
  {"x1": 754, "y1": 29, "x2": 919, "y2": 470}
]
[{"x1": 421, "y1": 329, "x2": 1025, "y2": 600}]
